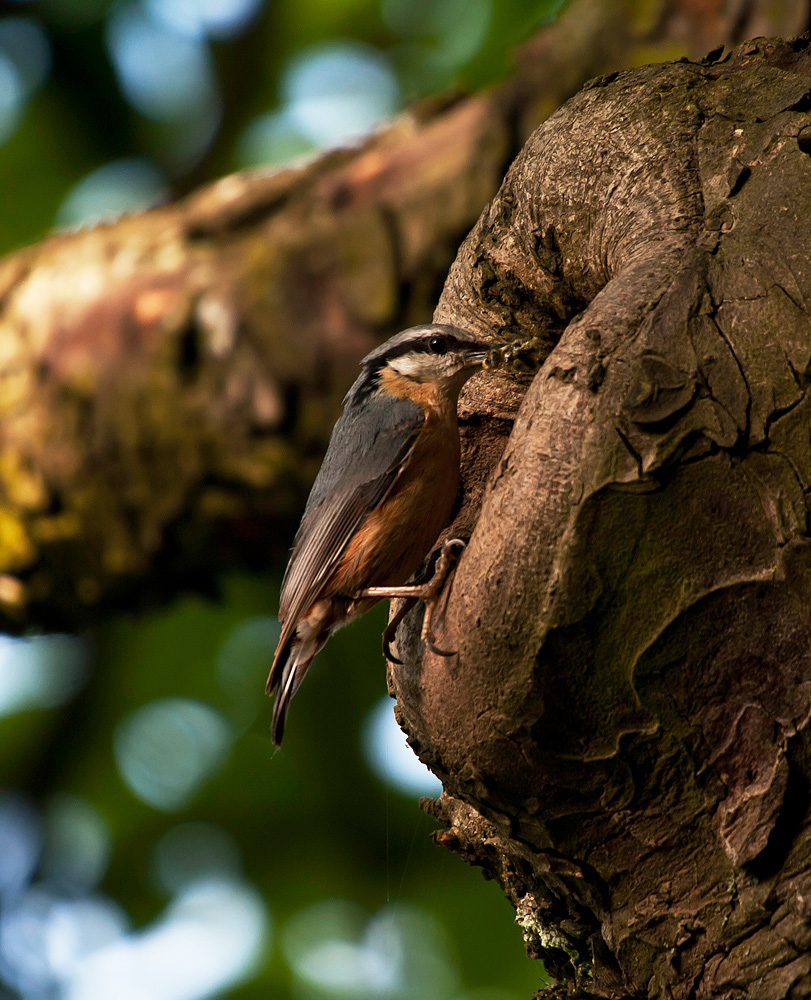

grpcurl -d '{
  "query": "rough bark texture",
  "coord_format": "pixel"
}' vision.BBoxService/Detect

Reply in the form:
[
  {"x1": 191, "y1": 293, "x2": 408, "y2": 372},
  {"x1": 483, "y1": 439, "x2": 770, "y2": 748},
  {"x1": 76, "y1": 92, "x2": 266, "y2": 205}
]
[
  {"x1": 389, "y1": 34, "x2": 811, "y2": 1000},
  {"x1": 0, "y1": 0, "x2": 805, "y2": 632}
]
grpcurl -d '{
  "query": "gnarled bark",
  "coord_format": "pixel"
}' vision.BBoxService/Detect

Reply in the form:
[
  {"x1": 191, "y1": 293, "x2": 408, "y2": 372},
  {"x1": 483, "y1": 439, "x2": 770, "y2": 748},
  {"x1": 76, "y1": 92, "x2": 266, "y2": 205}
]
[{"x1": 391, "y1": 35, "x2": 811, "y2": 1000}]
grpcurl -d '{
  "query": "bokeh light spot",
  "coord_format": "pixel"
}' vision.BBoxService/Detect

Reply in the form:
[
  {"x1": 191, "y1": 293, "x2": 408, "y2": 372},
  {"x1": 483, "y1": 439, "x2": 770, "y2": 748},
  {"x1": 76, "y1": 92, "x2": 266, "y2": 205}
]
[
  {"x1": 215, "y1": 615, "x2": 279, "y2": 730},
  {"x1": 145, "y1": 0, "x2": 264, "y2": 39},
  {"x1": 235, "y1": 111, "x2": 316, "y2": 169},
  {"x1": 56, "y1": 158, "x2": 168, "y2": 229},
  {"x1": 63, "y1": 878, "x2": 269, "y2": 1000},
  {"x1": 0, "y1": 794, "x2": 40, "y2": 899},
  {"x1": 0, "y1": 54, "x2": 24, "y2": 147},
  {"x1": 282, "y1": 899, "x2": 457, "y2": 998},
  {"x1": 0, "y1": 18, "x2": 51, "y2": 98},
  {"x1": 282, "y1": 42, "x2": 398, "y2": 147},
  {"x1": 362, "y1": 696, "x2": 442, "y2": 798},
  {"x1": 151, "y1": 822, "x2": 242, "y2": 895},
  {"x1": 0, "y1": 634, "x2": 89, "y2": 719},
  {"x1": 280, "y1": 898, "x2": 369, "y2": 988},
  {"x1": 367, "y1": 904, "x2": 458, "y2": 999},
  {"x1": 106, "y1": 4, "x2": 218, "y2": 121},
  {"x1": 40, "y1": 796, "x2": 111, "y2": 896},
  {"x1": 114, "y1": 698, "x2": 231, "y2": 811},
  {"x1": 43, "y1": 895, "x2": 129, "y2": 981},
  {"x1": 0, "y1": 888, "x2": 128, "y2": 996}
]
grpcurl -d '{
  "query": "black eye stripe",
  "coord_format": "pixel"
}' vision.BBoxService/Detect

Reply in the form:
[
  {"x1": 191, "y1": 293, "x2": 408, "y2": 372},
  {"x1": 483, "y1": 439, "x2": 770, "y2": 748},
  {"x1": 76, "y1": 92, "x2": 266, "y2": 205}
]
[{"x1": 375, "y1": 335, "x2": 458, "y2": 364}]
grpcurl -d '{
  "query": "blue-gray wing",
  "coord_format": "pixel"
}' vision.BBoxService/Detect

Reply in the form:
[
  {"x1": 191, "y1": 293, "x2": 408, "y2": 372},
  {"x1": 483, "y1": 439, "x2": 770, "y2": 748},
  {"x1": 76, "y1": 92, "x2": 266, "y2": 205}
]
[{"x1": 277, "y1": 388, "x2": 424, "y2": 635}]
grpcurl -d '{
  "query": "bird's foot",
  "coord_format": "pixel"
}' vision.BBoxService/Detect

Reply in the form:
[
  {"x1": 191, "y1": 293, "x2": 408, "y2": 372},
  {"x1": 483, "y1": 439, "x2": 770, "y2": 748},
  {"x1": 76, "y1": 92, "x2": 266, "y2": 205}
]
[{"x1": 361, "y1": 538, "x2": 466, "y2": 660}]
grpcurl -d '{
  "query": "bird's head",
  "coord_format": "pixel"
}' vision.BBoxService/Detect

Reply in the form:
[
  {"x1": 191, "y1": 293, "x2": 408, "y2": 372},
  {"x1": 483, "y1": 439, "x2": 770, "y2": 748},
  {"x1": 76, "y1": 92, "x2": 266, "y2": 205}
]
[{"x1": 350, "y1": 325, "x2": 498, "y2": 406}]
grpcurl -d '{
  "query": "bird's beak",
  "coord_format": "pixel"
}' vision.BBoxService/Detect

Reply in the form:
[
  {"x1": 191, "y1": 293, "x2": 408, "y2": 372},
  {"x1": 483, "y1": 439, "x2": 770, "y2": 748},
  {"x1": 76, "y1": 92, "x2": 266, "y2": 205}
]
[{"x1": 470, "y1": 342, "x2": 505, "y2": 366}]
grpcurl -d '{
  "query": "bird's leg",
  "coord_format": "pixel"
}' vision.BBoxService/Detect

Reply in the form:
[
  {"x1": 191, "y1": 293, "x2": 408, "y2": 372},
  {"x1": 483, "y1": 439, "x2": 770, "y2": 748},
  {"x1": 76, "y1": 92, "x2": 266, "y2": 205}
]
[{"x1": 359, "y1": 538, "x2": 466, "y2": 658}]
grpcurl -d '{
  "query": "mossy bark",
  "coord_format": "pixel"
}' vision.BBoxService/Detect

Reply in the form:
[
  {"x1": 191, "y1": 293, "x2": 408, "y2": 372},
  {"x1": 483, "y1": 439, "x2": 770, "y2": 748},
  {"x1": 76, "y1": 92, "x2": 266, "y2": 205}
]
[{"x1": 390, "y1": 35, "x2": 811, "y2": 1000}]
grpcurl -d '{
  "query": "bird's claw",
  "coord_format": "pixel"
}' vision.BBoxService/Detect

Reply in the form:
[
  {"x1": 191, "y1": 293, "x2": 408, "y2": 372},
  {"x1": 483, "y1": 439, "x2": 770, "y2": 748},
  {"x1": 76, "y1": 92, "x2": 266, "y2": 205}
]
[
  {"x1": 381, "y1": 595, "x2": 417, "y2": 664},
  {"x1": 423, "y1": 632, "x2": 455, "y2": 657},
  {"x1": 382, "y1": 637, "x2": 402, "y2": 664},
  {"x1": 367, "y1": 537, "x2": 466, "y2": 661}
]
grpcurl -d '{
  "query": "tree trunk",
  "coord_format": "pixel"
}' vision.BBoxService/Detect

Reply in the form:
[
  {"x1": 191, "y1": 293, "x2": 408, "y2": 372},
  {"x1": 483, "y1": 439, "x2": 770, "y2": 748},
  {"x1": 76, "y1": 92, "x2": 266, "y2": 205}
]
[{"x1": 390, "y1": 34, "x2": 811, "y2": 1000}]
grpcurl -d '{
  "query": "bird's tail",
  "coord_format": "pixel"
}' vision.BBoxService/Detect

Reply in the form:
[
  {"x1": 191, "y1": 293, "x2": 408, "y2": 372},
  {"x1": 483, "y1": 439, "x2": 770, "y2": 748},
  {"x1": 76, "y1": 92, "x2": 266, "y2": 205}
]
[{"x1": 267, "y1": 621, "x2": 326, "y2": 746}]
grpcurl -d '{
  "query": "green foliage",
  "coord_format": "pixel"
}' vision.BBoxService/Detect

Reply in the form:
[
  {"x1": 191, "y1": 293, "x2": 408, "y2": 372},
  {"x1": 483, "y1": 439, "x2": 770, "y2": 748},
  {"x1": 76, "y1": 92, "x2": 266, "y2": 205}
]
[{"x1": 0, "y1": 576, "x2": 546, "y2": 998}]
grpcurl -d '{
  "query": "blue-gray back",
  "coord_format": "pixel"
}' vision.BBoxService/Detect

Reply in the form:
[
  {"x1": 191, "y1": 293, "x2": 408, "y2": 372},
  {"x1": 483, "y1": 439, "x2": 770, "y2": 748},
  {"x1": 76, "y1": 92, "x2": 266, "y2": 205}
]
[{"x1": 277, "y1": 383, "x2": 423, "y2": 628}]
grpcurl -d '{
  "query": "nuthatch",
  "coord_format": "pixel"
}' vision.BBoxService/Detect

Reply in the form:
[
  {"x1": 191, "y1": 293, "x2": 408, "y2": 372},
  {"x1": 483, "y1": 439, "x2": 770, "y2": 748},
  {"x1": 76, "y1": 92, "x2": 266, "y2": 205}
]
[{"x1": 267, "y1": 323, "x2": 499, "y2": 745}]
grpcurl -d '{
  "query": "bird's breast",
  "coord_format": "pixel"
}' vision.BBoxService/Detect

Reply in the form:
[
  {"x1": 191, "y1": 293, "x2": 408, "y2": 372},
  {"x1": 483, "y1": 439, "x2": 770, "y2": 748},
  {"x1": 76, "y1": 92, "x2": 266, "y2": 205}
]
[{"x1": 330, "y1": 408, "x2": 461, "y2": 594}]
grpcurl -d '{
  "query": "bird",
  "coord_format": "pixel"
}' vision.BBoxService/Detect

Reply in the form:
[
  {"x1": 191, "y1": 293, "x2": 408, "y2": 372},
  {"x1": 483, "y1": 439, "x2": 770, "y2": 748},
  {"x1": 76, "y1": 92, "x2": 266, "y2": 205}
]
[{"x1": 266, "y1": 323, "x2": 500, "y2": 745}]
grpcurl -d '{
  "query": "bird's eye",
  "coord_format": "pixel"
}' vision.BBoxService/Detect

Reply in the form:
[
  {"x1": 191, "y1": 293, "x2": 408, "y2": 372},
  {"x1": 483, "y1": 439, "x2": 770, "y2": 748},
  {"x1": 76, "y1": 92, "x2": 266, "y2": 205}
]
[{"x1": 427, "y1": 336, "x2": 447, "y2": 354}]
